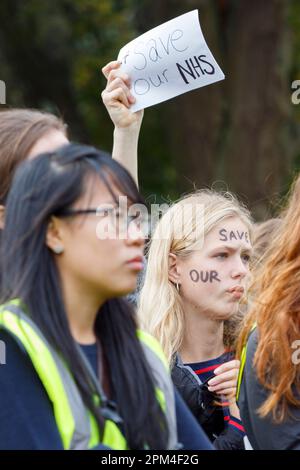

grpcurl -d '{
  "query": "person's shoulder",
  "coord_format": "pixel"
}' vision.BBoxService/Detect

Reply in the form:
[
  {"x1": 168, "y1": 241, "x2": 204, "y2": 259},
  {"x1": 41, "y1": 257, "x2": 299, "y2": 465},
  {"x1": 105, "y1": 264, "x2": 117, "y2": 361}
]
[
  {"x1": 137, "y1": 329, "x2": 168, "y2": 370},
  {"x1": 0, "y1": 328, "x2": 27, "y2": 356},
  {"x1": 246, "y1": 327, "x2": 258, "y2": 352},
  {"x1": 0, "y1": 329, "x2": 29, "y2": 380},
  {"x1": 0, "y1": 329, "x2": 64, "y2": 449}
]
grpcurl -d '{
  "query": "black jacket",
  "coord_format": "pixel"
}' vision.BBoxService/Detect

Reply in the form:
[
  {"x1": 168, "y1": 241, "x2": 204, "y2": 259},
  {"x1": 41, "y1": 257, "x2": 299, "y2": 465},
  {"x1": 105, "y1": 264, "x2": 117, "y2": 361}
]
[
  {"x1": 238, "y1": 329, "x2": 300, "y2": 450},
  {"x1": 172, "y1": 354, "x2": 245, "y2": 450}
]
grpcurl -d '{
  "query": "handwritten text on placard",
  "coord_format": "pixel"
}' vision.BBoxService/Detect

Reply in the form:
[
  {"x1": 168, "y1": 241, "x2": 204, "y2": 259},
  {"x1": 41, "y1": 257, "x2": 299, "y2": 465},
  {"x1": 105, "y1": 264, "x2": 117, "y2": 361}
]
[{"x1": 118, "y1": 10, "x2": 225, "y2": 111}]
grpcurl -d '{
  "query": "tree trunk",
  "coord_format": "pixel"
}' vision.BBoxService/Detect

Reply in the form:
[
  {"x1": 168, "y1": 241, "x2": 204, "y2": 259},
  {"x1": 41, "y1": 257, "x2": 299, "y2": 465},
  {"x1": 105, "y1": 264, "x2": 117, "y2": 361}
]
[
  {"x1": 135, "y1": 0, "x2": 293, "y2": 219},
  {"x1": 223, "y1": 0, "x2": 291, "y2": 218}
]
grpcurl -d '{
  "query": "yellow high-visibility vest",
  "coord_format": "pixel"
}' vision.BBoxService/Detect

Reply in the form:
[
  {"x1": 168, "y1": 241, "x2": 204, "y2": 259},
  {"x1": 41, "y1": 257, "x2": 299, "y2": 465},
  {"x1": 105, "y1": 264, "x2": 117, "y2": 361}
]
[{"x1": 0, "y1": 299, "x2": 177, "y2": 449}]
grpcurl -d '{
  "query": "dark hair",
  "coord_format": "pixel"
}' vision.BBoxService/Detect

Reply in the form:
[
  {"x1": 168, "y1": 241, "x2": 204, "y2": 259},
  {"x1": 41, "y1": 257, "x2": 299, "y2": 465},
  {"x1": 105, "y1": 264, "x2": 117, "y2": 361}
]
[
  {"x1": 0, "y1": 108, "x2": 67, "y2": 204},
  {"x1": 1, "y1": 143, "x2": 168, "y2": 449}
]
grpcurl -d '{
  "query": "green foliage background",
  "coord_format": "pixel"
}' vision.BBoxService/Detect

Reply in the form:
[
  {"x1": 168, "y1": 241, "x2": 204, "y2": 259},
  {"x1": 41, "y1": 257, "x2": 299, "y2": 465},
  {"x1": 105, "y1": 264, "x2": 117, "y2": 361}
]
[{"x1": 0, "y1": 0, "x2": 299, "y2": 212}]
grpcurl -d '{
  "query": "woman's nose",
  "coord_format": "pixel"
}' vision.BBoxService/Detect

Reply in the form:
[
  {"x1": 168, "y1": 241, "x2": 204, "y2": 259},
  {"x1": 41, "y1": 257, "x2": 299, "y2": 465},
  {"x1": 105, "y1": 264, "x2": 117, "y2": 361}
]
[
  {"x1": 231, "y1": 259, "x2": 249, "y2": 279},
  {"x1": 125, "y1": 222, "x2": 145, "y2": 247}
]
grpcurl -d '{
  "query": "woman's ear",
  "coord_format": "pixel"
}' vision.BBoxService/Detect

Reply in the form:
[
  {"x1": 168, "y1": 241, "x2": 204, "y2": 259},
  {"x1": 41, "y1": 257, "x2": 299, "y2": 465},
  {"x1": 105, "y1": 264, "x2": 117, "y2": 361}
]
[
  {"x1": 46, "y1": 217, "x2": 65, "y2": 255},
  {"x1": 168, "y1": 253, "x2": 181, "y2": 284},
  {"x1": 0, "y1": 205, "x2": 5, "y2": 230}
]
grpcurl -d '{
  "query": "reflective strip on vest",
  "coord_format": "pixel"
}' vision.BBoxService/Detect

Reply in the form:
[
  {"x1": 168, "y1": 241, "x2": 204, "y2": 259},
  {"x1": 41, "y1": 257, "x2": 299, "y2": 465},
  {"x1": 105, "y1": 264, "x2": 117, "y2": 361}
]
[
  {"x1": 137, "y1": 330, "x2": 169, "y2": 371},
  {"x1": 0, "y1": 301, "x2": 126, "y2": 450},
  {"x1": 236, "y1": 323, "x2": 257, "y2": 402},
  {"x1": 137, "y1": 329, "x2": 177, "y2": 449},
  {"x1": 137, "y1": 329, "x2": 167, "y2": 411}
]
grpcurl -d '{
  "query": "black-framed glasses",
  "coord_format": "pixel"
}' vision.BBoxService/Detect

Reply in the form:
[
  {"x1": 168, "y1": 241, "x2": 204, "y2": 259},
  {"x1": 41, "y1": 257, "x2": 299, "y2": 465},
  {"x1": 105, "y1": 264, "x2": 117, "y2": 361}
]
[
  {"x1": 55, "y1": 206, "x2": 150, "y2": 237},
  {"x1": 56, "y1": 207, "x2": 111, "y2": 217}
]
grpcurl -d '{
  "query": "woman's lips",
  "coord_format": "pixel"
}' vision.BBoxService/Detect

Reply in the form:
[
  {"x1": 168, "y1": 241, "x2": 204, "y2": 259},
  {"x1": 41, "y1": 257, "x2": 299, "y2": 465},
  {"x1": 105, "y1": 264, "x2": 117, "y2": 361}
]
[
  {"x1": 226, "y1": 286, "x2": 244, "y2": 300},
  {"x1": 126, "y1": 256, "x2": 143, "y2": 271}
]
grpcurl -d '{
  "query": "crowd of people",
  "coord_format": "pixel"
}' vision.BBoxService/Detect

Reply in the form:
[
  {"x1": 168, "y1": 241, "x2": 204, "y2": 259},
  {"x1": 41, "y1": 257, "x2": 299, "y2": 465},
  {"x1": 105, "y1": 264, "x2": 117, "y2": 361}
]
[{"x1": 0, "y1": 58, "x2": 299, "y2": 450}]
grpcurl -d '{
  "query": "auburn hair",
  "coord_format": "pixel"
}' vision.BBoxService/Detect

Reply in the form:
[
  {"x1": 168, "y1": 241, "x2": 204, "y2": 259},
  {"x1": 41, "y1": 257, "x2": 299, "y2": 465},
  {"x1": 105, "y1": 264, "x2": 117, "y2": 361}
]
[{"x1": 236, "y1": 174, "x2": 300, "y2": 422}]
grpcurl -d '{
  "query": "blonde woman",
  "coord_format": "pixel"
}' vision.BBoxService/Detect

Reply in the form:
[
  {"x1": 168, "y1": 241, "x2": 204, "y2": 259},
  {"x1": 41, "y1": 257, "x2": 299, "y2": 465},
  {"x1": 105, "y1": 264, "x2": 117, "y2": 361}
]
[
  {"x1": 138, "y1": 191, "x2": 253, "y2": 449},
  {"x1": 101, "y1": 61, "x2": 253, "y2": 449}
]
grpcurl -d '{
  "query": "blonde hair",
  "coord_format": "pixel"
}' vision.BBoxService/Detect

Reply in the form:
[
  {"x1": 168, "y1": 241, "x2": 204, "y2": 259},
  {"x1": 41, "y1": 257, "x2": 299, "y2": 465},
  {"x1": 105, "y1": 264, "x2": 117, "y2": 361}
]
[{"x1": 138, "y1": 189, "x2": 253, "y2": 364}]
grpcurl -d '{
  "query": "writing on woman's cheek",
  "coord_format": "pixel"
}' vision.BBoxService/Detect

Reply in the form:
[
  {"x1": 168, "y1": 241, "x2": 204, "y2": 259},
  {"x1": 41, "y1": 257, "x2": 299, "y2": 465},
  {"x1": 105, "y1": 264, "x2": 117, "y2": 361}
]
[{"x1": 189, "y1": 270, "x2": 221, "y2": 283}]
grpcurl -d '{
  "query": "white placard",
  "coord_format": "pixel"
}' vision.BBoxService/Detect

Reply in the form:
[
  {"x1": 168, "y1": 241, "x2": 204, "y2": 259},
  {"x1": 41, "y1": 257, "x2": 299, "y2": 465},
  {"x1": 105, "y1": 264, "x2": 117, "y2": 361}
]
[{"x1": 118, "y1": 10, "x2": 225, "y2": 112}]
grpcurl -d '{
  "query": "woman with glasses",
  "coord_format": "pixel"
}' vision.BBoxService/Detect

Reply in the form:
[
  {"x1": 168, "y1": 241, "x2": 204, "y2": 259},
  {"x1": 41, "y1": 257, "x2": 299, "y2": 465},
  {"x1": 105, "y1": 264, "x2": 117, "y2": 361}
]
[
  {"x1": 0, "y1": 108, "x2": 213, "y2": 451},
  {"x1": 0, "y1": 143, "x2": 178, "y2": 450}
]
